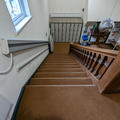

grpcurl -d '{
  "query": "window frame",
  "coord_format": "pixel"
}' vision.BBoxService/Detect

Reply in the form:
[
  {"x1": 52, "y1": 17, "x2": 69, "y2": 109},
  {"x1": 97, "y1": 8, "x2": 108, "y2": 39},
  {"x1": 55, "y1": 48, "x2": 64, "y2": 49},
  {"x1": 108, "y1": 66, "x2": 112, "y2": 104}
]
[
  {"x1": 5, "y1": 0, "x2": 32, "y2": 33},
  {"x1": 12, "y1": 0, "x2": 26, "y2": 25}
]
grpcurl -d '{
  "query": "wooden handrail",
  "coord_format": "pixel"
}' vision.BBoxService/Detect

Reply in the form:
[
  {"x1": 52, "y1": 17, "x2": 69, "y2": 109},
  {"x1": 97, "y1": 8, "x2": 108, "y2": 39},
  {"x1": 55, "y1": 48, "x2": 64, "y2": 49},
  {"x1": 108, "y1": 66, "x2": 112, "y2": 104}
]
[
  {"x1": 70, "y1": 43, "x2": 119, "y2": 57},
  {"x1": 70, "y1": 43, "x2": 120, "y2": 93}
]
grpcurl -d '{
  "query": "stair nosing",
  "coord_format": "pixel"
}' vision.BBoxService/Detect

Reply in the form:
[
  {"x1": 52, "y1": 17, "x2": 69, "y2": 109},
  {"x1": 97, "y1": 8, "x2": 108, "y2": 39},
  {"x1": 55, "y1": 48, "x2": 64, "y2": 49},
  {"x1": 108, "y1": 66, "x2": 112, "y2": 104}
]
[
  {"x1": 27, "y1": 85, "x2": 96, "y2": 87},
  {"x1": 32, "y1": 77, "x2": 90, "y2": 79},
  {"x1": 36, "y1": 72, "x2": 86, "y2": 74}
]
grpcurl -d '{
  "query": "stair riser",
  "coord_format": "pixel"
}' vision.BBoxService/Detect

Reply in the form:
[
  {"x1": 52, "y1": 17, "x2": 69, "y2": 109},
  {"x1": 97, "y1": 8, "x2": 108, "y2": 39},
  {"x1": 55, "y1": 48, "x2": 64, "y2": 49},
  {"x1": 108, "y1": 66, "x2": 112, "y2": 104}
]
[
  {"x1": 45, "y1": 55, "x2": 73, "y2": 57},
  {"x1": 41, "y1": 65, "x2": 79, "y2": 67},
  {"x1": 47, "y1": 59, "x2": 75, "y2": 61},
  {"x1": 38, "y1": 68, "x2": 82, "y2": 70},
  {"x1": 45, "y1": 57, "x2": 74, "y2": 59},
  {"x1": 43, "y1": 62, "x2": 75, "y2": 64},
  {"x1": 30, "y1": 80, "x2": 92, "y2": 85},
  {"x1": 37, "y1": 69, "x2": 83, "y2": 72},
  {"x1": 44, "y1": 62, "x2": 77, "y2": 65},
  {"x1": 34, "y1": 73, "x2": 87, "y2": 77},
  {"x1": 40, "y1": 66, "x2": 81, "y2": 69},
  {"x1": 40, "y1": 65, "x2": 81, "y2": 68}
]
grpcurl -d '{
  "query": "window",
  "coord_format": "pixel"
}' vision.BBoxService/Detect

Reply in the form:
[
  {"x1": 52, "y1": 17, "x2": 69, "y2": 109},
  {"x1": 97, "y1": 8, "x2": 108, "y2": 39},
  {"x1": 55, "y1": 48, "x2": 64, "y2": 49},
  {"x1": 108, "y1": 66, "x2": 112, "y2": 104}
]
[{"x1": 4, "y1": 0, "x2": 32, "y2": 33}]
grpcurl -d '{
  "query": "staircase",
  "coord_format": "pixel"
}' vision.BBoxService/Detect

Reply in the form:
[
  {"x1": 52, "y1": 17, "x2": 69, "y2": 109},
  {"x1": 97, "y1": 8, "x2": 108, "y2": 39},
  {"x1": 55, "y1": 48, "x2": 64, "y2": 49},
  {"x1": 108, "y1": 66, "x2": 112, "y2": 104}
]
[
  {"x1": 30, "y1": 54, "x2": 92, "y2": 85},
  {"x1": 15, "y1": 43, "x2": 120, "y2": 120}
]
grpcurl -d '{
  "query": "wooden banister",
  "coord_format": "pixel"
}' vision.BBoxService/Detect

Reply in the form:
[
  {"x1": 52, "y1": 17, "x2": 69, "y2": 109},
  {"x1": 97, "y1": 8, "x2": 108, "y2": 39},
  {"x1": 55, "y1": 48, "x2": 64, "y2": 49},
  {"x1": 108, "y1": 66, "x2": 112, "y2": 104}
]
[
  {"x1": 70, "y1": 43, "x2": 119, "y2": 57},
  {"x1": 70, "y1": 43, "x2": 120, "y2": 93},
  {"x1": 99, "y1": 53, "x2": 120, "y2": 93}
]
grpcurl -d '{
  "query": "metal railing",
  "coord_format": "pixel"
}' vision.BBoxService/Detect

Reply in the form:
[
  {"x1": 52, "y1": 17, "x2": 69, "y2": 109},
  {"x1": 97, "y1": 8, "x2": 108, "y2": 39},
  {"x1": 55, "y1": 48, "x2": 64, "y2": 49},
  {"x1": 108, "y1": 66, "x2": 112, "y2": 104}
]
[{"x1": 50, "y1": 17, "x2": 83, "y2": 43}]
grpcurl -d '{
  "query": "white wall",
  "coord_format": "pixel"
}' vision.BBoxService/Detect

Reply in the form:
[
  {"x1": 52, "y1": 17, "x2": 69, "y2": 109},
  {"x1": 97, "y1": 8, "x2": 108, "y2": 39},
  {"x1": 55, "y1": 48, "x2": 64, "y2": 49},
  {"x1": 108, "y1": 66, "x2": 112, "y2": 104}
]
[
  {"x1": 111, "y1": 0, "x2": 120, "y2": 21},
  {"x1": 48, "y1": 0, "x2": 86, "y2": 17},
  {"x1": 49, "y1": 0, "x2": 120, "y2": 24},
  {"x1": 83, "y1": 0, "x2": 88, "y2": 24},
  {"x1": 0, "y1": 0, "x2": 49, "y2": 119},
  {"x1": 88, "y1": 0, "x2": 118, "y2": 21}
]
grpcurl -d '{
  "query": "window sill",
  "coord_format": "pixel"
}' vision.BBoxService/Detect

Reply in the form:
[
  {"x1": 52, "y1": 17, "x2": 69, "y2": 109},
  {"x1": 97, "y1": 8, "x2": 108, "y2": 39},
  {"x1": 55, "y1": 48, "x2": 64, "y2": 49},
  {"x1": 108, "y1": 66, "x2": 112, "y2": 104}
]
[{"x1": 15, "y1": 16, "x2": 32, "y2": 34}]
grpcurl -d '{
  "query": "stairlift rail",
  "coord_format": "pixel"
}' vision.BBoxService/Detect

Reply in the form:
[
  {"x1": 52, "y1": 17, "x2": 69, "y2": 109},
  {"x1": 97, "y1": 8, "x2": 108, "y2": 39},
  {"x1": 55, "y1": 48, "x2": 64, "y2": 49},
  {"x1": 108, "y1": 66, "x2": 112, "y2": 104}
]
[
  {"x1": 17, "y1": 48, "x2": 49, "y2": 71},
  {"x1": 0, "y1": 39, "x2": 50, "y2": 74}
]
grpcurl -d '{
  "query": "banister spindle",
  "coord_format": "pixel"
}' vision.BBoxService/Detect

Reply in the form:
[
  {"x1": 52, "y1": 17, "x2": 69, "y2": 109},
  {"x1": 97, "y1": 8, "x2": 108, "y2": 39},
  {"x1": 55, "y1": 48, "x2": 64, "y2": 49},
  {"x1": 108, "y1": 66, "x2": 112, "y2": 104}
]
[
  {"x1": 95, "y1": 56, "x2": 107, "y2": 77},
  {"x1": 88, "y1": 53, "x2": 96, "y2": 70},
  {"x1": 93, "y1": 54, "x2": 105, "y2": 75},
  {"x1": 84, "y1": 51, "x2": 88, "y2": 65},
  {"x1": 80, "y1": 49, "x2": 84, "y2": 63},
  {"x1": 82, "y1": 50, "x2": 86, "y2": 64},
  {"x1": 84, "y1": 51, "x2": 89, "y2": 65},
  {"x1": 91, "y1": 54, "x2": 101, "y2": 73},
  {"x1": 86, "y1": 52, "x2": 92, "y2": 67}
]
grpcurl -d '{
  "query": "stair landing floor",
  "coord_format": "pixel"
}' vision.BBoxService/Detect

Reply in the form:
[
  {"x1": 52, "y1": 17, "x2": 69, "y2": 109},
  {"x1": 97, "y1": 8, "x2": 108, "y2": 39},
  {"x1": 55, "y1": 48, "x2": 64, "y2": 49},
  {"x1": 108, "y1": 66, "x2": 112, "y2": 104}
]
[{"x1": 16, "y1": 86, "x2": 120, "y2": 120}]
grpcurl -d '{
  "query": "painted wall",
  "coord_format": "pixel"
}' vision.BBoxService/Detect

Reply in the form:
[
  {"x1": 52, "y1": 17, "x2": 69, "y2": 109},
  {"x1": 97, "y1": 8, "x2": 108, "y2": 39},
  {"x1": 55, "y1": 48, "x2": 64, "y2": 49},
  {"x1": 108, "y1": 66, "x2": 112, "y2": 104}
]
[
  {"x1": 49, "y1": 0, "x2": 120, "y2": 22},
  {"x1": 83, "y1": 0, "x2": 88, "y2": 24},
  {"x1": 88, "y1": 0, "x2": 118, "y2": 21},
  {"x1": 48, "y1": 0, "x2": 87, "y2": 17},
  {"x1": 0, "y1": 0, "x2": 49, "y2": 119},
  {"x1": 111, "y1": 0, "x2": 120, "y2": 21}
]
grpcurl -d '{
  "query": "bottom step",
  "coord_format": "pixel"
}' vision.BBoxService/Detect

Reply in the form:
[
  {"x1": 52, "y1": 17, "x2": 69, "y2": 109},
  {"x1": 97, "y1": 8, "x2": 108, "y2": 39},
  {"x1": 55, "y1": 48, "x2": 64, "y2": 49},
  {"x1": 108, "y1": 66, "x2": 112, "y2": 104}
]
[{"x1": 16, "y1": 86, "x2": 120, "y2": 120}]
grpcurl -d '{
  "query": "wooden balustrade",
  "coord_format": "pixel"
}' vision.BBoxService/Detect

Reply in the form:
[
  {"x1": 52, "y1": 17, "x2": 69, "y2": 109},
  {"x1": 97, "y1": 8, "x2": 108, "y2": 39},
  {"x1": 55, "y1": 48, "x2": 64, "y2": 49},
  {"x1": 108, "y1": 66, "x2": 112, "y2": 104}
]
[{"x1": 70, "y1": 43, "x2": 120, "y2": 93}]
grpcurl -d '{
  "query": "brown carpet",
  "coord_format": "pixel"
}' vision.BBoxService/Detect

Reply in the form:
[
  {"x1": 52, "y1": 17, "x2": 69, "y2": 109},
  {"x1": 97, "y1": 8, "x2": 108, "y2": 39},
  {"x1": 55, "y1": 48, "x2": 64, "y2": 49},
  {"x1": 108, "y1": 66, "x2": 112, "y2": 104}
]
[{"x1": 16, "y1": 86, "x2": 120, "y2": 120}]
